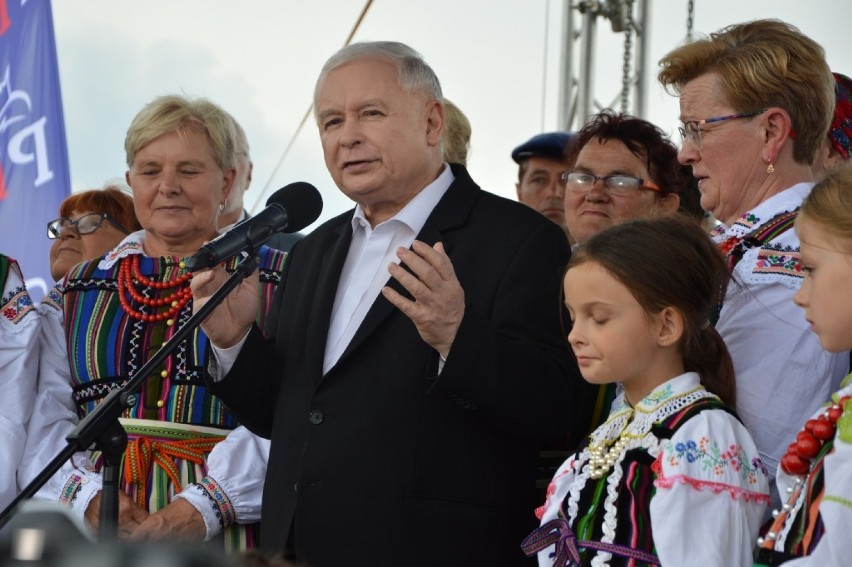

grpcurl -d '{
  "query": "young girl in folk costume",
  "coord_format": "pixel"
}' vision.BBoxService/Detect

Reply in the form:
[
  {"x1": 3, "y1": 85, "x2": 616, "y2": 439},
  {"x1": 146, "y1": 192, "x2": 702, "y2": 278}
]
[
  {"x1": 523, "y1": 215, "x2": 770, "y2": 566},
  {"x1": 754, "y1": 166, "x2": 852, "y2": 566}
]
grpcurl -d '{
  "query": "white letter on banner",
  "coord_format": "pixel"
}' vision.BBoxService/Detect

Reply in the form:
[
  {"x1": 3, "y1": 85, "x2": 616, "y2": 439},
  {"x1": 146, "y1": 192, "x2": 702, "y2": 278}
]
[{"x1": 7, "y1": 116, "x2": 54, "y2": 186}]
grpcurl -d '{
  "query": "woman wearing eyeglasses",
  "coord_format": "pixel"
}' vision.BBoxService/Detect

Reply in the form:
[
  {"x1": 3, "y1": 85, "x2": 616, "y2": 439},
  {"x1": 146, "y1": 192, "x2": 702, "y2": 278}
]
[
  {"x1": 658, "y1": 20, "x2": 848, "y2": 564},
  {"x1": 46, "y1": 185, "x2": 141, "y2": 281},
  {"x1": 21, "y1": 95, "x2": 286, "y2": 550},
  {"x1": 562, "y1": 109, "x2": 700, "y2": 246}
]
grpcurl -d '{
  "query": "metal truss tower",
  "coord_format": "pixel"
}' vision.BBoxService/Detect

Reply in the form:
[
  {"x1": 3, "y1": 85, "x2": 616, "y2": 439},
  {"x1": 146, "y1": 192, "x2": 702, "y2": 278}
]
[{"x1": 557, "y1": 0, "x2": 652, "y2": 130}]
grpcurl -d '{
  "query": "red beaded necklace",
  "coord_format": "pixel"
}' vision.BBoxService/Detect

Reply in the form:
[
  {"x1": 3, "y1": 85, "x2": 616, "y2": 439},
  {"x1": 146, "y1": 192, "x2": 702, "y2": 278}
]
[
  {"x1": 780, "y1": 395, "x2": 850, "y2": 475},
  {"x1": 117, "y1": 254, "x2": 193, "y2": 323}
]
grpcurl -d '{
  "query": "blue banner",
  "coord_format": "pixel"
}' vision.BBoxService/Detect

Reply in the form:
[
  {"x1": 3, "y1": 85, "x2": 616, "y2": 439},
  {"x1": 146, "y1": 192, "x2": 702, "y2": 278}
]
[{"x1": 0, "y1": 0, "x2": 70, "y2": 300}]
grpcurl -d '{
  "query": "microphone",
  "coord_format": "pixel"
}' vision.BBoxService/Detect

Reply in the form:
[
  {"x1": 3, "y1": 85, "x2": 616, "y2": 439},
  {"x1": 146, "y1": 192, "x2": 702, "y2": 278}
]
[{"x1": 185, "y1": 182, "x2": 322, "y2": 271}]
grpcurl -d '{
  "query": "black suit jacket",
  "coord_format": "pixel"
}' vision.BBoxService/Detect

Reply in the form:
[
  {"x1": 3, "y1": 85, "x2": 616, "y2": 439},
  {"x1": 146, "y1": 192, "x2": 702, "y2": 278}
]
[{"x1": 212, "y1": 164, "x2": 589, "y2": 566}]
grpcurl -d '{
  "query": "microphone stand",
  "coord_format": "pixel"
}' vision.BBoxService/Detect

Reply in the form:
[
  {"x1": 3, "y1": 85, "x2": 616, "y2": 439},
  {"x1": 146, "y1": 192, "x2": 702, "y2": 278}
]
[{"x1": 0, "y1": 252, "x2": 261, "y2": 540}]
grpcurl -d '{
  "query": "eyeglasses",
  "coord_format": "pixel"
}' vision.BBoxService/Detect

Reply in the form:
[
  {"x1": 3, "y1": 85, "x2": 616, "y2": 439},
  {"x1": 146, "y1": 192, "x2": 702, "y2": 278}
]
[
  {"x1": 47, "y1": 212, "x2": 130, "y2": 239},
  {"x1": 561, "y1": 171, "x2": 660, "y2": 197},
  {"x1": 678, "y1": 109, "x2": 766, "y2": 146}
]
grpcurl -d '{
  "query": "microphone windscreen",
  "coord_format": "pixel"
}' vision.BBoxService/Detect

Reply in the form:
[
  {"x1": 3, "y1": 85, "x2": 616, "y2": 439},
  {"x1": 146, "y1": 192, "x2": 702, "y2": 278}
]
[{"x1": 266, "y1": 182, "x2": 323, "y2": 233}]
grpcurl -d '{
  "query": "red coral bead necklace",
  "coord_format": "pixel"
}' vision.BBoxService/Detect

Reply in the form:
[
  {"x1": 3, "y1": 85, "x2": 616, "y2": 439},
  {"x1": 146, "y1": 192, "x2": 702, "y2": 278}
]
[
  {"x1": 117, "y1": 254, "x2": 193, "y2": 324},
  {"x1": 779, "y1": 396, "x2": 850, "y2": 475}
]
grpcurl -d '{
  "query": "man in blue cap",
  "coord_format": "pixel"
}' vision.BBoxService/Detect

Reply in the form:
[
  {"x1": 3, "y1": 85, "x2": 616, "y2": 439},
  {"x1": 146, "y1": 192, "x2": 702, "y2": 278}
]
[{"x1": 512, "y1": 131, "x2": 573, "y2": 242}]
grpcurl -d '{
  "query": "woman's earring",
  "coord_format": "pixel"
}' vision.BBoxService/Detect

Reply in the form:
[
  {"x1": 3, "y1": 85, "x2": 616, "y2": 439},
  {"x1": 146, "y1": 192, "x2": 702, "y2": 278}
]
[
  {"x1": 219, "y1": 202, "x2": 225, "y2": 212},
  {"x1": 766, "y1": 162, "x2": 775, "y2": 174}
]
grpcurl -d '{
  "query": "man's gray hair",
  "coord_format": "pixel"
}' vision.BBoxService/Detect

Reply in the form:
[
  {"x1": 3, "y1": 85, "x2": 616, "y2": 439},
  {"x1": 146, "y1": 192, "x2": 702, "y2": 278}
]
[{"x1": 313, "y1": 41, "x2": 443, "y2": 114}]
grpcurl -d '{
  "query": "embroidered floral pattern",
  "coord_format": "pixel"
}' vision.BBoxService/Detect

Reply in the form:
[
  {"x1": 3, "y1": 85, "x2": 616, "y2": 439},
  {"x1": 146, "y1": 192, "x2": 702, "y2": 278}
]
[
  {"x1": 198, "y1": 476, "x2": 235, "y2": 528},
  {"x1": 665, "y1": 436, "x2": 768, "y2": 485},
  {"x1": 536, "y1": 462, "x2": 577, "y2": 520},
  {"x1": 1, "y1": 284, "x2": 23, "y2": 307},
  {"x1": 729, "y1": 212, "x2": 760, "y2": 232},
  {"x1": 59, "y1": 473, "x2": 85, "y2": 505},
  {"x1": 100, "y1": 233, "x2": 145, "y2": 269},
  {"x1": 41, "y1": 285, "x2": 63, "y2": 312},
  {"x1": 643, "y1": 384, "x2": 673, "y2": 405},
  {"x1": 1, "y1": 288, "x2": 35, "y2": 324},
  {"x1": 709, "y1": 224, "x2": 726, "y2": 238},
  {"x1": 534, "y1": 373, "x2": 769, "y2": 566},
  {"x1": 754, "y1": 247, "x2": 802, "y2": 279}
]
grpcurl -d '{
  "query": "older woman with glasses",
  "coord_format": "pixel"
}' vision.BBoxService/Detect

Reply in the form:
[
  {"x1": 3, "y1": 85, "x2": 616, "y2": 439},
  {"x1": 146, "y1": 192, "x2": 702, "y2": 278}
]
[
  {"x1": 658, "y1": 19, "x2": 848, "y2": 543},
  {"x1": 21, "y1": 94, "x2": 287, "y2": 549},
  {"x1": 562, "y1": 109, "x2": 700, "y2": 246},
  {"x1": 46, "y1": 185, "x2": 141, "y2": 281}
]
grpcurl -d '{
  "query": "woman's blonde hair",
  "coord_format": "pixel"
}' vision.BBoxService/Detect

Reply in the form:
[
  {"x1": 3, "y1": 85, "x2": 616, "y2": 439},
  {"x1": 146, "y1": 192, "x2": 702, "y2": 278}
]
[
  {"x1": 125, "y1": 94, "x2": 237, "y2": 171},
  {"x1": 658, "y1": 19, "x2": 834, "y2": 165},
  {"x1": 442, "y1": 99, "x2": 471, "y2": 165}
]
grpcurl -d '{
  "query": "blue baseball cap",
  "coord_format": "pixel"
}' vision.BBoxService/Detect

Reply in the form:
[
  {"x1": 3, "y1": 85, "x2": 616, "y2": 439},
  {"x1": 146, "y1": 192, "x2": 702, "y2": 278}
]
[{"x1": 511, "y1": 131, "x2": 573, "y2": 164}]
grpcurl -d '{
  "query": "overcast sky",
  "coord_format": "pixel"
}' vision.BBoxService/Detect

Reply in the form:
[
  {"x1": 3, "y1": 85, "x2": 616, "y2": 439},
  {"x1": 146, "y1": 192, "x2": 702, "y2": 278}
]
[{"x1": 51, "y1": 1, "x2": 852, "y2": 232}]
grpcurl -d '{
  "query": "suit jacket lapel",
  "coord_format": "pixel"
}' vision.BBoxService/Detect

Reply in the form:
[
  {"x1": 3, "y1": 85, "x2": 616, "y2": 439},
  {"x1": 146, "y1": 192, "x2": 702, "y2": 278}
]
[
  {"x1": 305, "y1": 218, "x2": 353, "y2": 379},
  {"x1": 332, "y1": 164, "x2": 479, "y2": 370}
]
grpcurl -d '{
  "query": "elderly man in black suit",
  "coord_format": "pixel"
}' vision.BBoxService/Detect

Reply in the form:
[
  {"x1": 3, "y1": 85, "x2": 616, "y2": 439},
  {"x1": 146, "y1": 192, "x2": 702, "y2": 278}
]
[{"x1": 192, "y1": 41, "x2": 589, "y2": 566}]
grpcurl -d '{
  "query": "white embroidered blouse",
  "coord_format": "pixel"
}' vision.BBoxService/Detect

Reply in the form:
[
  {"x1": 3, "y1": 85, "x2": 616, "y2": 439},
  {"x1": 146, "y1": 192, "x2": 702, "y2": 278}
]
[{"x1": 535, "y1": 372, "x2": 769, "y2": 566}]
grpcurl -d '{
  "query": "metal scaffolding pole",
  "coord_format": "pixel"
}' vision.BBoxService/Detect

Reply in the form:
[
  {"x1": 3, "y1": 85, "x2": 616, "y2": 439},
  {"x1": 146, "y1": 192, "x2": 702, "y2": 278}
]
[{"x1": 557, "y1": 0, "x2": 650, "y2": 131}]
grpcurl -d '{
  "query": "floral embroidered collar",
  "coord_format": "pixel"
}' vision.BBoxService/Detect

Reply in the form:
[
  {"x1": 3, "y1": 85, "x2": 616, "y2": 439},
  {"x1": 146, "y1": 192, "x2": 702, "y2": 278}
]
[
  {"x1": 610, "y1": 372, "x2": 705, "y2": 413},
  {"x1": 590, "y1": 373, "x2": 715, "y2": 450},
  {"x1": 711, "y1": 182, "x2": 813, "y2": 241},
  {"x1": 99, "y1": 230, "x2": 147, "y2": 270}
]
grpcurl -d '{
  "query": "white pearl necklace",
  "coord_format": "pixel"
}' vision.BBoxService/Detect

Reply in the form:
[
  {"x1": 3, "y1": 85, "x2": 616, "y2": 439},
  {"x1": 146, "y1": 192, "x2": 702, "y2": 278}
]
[
  {"x1": 584, "y1": 382, "x2": 712, "y2": 481},
  {"x1": 587, "y1": 436, "x2": 630, "y2": 479}
]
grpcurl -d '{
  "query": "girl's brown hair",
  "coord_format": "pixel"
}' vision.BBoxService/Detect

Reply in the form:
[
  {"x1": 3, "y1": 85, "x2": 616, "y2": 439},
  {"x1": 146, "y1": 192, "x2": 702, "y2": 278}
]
[{"x1": 567, "y1": 215, "x2": 736, "y2": 406}]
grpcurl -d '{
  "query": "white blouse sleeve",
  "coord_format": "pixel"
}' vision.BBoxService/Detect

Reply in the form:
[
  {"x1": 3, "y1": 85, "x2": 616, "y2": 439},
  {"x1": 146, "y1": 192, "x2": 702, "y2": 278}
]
[
  {"x1": 0, "y1": 260, "x2": 39, "y2": 511},
  {"x1": 650, "y1": 409, "x2": 770, "y2": 567},
  {"x1": 19, "y1": 292, "x2": 101, "y2": 519},
  {"x1": 175, "y1": 426, "x2": 268, "y2": 540}
]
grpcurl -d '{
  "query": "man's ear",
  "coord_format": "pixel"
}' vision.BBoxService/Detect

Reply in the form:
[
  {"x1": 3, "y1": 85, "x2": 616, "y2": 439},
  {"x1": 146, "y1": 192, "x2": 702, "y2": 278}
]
[{"x1": 425, "y1": 100, "x2": 444, "y2": 147}]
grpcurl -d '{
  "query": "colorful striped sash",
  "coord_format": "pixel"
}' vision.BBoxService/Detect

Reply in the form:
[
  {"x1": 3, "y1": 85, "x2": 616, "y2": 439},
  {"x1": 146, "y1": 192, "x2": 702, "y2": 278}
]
[
  {"x1": 118, "y1": 419, "x2": 228, "y2": 508},
  {"x1": 722, "y1": 208, "x2": 800, "y2": 273},
  {"x1": 124, "y1": 435, "x2": 224, "y2": 508}
]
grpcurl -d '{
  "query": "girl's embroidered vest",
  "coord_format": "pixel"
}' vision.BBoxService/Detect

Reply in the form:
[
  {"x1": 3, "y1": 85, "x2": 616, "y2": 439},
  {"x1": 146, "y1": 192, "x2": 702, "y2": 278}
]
[{"x1": 569, "y1": 397, "x2": 732, "y2": 564}]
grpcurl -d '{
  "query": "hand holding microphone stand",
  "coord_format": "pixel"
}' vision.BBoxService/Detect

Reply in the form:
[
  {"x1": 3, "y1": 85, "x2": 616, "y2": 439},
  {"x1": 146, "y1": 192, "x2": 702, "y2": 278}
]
[
  {"x1": 0, "y1": 252, "x2": 261, "y2": 540},
  {"x1": 0, "y1": 182, "x2": 322, "y2": 542}
]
